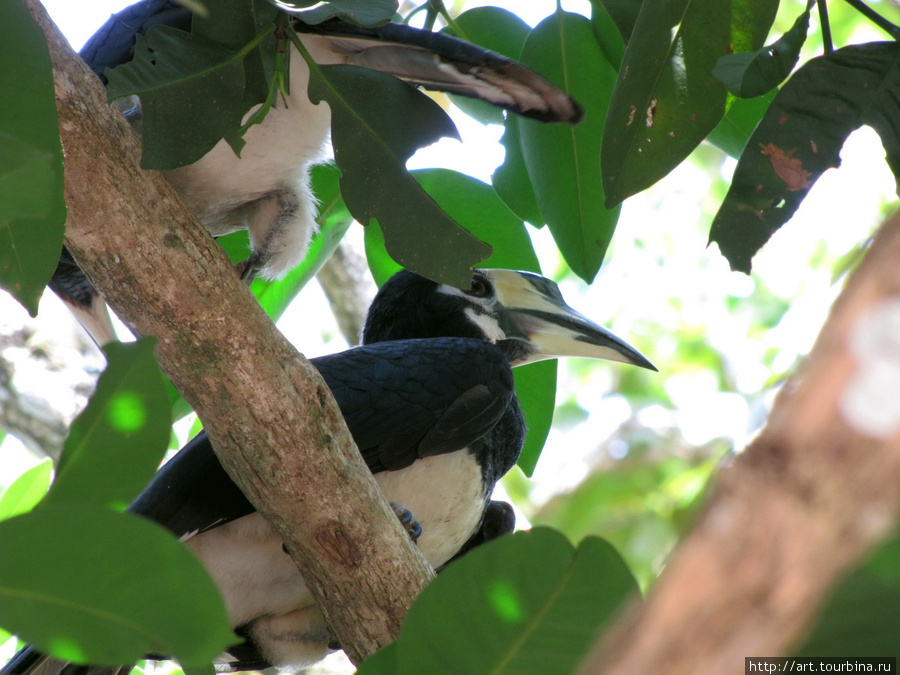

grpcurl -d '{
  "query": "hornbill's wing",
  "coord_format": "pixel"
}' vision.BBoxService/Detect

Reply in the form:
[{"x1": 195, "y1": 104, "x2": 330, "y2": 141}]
[{"x1": 129, "y1": 338, "x2": 514, "y2": 538}]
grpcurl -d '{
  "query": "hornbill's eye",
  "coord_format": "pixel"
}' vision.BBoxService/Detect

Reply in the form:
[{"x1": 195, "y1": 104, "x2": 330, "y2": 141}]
[{"x1": 466, "y1": 274, "x2": 492, "y2": 298}]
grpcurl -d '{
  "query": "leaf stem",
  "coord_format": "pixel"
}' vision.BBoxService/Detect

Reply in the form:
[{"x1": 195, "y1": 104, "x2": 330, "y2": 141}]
[
  {"x1": 841, "y1": 0, "x2": 900, "y2": 41},
  {"x1": 818, "y1": 0, "x2": 833, "y2": 53}
]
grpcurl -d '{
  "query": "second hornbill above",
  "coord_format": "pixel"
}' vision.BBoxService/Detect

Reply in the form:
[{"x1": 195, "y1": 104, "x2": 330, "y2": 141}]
[
  {"x1": 51, "y1": 0, "x2": 584, "y2": 344},
  {"x1": 4, "y1": 268, "x2": 654, "y2": 674}
]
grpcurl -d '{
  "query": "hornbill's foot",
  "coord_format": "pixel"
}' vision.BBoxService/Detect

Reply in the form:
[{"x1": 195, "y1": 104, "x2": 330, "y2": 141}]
[
  {"x1": 390, "y1": 501, "x2": 422, "y2": 543},
  {"x1": 236, "y1": 257, "x2": 260, "y2": 284}
]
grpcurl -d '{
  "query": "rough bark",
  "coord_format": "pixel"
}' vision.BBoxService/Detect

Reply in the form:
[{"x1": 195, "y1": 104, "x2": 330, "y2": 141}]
[
  {"x1": 25, "y1": 0, "x2": 432, "y2": 665},
  {"x1": 583, "y1": 212, "x2": 900, "y2": 673}
]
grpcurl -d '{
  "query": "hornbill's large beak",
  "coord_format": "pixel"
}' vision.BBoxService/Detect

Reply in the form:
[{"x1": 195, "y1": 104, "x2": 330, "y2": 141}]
[{"x1": 483, "y1": 268, "x2": 657, "y2": 371}]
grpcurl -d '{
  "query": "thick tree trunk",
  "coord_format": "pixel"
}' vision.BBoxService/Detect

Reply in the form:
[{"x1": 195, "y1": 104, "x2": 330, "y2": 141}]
[
  {"x1": 584, "y1": 211, "x2": 900, "y2": 673},
  {"x1": 25, "y1": 0, "x2": 432, "y2": 665}
]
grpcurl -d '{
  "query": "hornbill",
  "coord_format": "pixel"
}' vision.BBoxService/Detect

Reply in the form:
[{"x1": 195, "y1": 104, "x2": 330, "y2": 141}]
[
  {"x1": 51, "y1": 0, "x2": 584, "y2": 344},
  {"x1": 3, "y1": 268, "x2": 654, "y2": 673}
]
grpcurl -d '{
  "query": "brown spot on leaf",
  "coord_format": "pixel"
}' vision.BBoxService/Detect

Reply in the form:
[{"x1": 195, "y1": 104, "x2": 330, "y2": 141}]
[
  {"x1": 646, "y1": 99, "x2": 658, "y2": 127},
  {"x1": 759, "y1": 143, "x2": 812, "y2": 191},
  {"x1": 810, "y1": 140, "x2": 818, "y2": 154},
  {"x1": 779, "y1": 113, "x2": 789, "y2": 125},
  {"x1": 627, "y1": 104, "x2": 636, "y2": 127}
]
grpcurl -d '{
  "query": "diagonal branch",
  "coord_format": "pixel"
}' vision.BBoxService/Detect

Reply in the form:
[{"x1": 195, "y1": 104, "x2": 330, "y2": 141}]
[
  {"x1": 24, "y1": 0, "x2": 432, "y2": 665},
  {"x1": 585, "y1": 211, "x2": 900, "y2": 672}
]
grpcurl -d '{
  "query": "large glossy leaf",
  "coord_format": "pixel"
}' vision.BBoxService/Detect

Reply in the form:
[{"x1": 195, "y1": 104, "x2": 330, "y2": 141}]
[
  {"x1": 792, "y1": 530, "x2": 900, "y2": 657},
  {"x1": 513, "y1": 361, "x2": 557, "y2": 478},
  {"x1": 306, "y1": 63, "x2": 491, "y2": 288},
  {"x1": 713, "y1": 0, "x2": 812, "y2": 98},
  {"x1": 0, "y1": 1, "x2": 66, "y2": 317},
  {"x1": 44, "y1": 339, "x2": 171, "y2": 512},
  {"x1": 357, "y1": 529, "x2": 639, "y2": 675},
  {"x1": 493, "y1": 117, "x2": 543, "y2": 226},
  {"x1": 602, "y1": 0, "x2": 731, "y2": 206},
  {"x1": 519, "y1": 12, "x2": 620, "y2": 284},
  {"x1": 106, "y1": 26, "x2": 247, "y2": 169},
  {"x1": 590, "y1": 2, "x2": 626, "y2": 71},
  {"x1": 710, "y1": 42, "x2": 900, "y2": 273},
  {"x1": 0, "y1": 460, "x2": 52, "y2": 521},
  {"x1": 589, "y1": 0, "x2": 640, "y2": 43},
  {"x1": 0, "y1": 505, "x2": 233, "y2": 669},
  {"x1": 449, "y1": 7, "x2": 542, "y2": 226}
]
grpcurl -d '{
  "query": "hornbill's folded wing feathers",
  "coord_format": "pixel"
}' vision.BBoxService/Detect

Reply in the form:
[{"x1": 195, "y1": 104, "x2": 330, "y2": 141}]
[{"x1": 130, "y1": 338, "x2": 514, "y2": 535}]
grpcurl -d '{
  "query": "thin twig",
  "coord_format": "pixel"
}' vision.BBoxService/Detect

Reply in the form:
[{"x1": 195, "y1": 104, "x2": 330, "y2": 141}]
[
  {"x1": 842, "y1": 0, "x2": 900, "y2": 40},
  {"x1": 819, "y1": 0, "x2": 833, "y2": 53}
]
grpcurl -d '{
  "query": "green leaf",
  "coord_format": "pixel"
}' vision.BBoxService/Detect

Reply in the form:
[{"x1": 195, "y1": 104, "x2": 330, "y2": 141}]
[
  {"x1": 306, "y1": 63, "x2": 490, "y2": 288},
  {"x1": 106, "y1": 27, "x2": 246, "y2": 170},
  {"x1": 443, "y1": 8, "x2": 532, "y2": 125},
  {"x1": 411, "y1": 170, "x2": 538, "y2": 271},
  {"x1": 192, "y1": 0, "x2": 279, "y2": 111},
  {"x1": 0, "y1": 505, "x2": 233, "y2": 669},
  {"x1": 729, "y1": 0, "x2": 779, "y2": 55},
  {"x1": 374, "y1": 529, "x2": 639, "y2": 675},
  {"x1": 706, "y1": 90, "x2": 776, "y2": 158},
  {"x1": 710, "y1": 42, "x2": 900, "y2": 273},
  {"x1": 0, "y1": 460, "x2": 52, "y2": 521},
  {"x1": 602, "y1": 0, "x2": 731, "y2": 206},
  {"x1": 364, "y1": 168, "x2": 539, "y2": 280},
  {"x1": 44, "y1": 339, "x2": 171, "y2": 512},
  {"x1": 519, "y1": 12, "x2": 620, "y2": 283},
  {"x1": 713, "y1": 0, "x2": 812, "y2": 98},
  {"x1": 364, "y1": 220, "x2": 402, "y2": 287},
  {"x1": 590, "y1": 2, "x2": 626, "y2": 71},
  {"x1": 493, "y1": 117, "x2": 543, "y2": 227},
  {"x1": 589, "y1": 0, "x2": 640, "y2": 43},
  {"x1": 793, "y1": 530, "x2": 900, "y2": 657},
  {"x1": 514, "y1": 361, "x2": 557, "y2": 478},
  {"x1": 0, "y1": 1, "x2": 66, "y2": 317},
  {"x1": 357, "y1": 642, "x2": 398, "y2": 674},
  {"x1": 275, "y1": 0, "x2": 396, "y2": 26}
]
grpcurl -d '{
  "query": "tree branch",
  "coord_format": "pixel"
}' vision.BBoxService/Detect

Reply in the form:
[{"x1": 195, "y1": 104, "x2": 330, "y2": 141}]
[
  {"x1": 316, "y1": 241, "x2": 374, "y2": 347},
  {"x1": 585, "y1": 211, "x2": 900, "y2": 672},
  {"x1": 25, "y1": 0, "x2": 432, "y2": 664}
]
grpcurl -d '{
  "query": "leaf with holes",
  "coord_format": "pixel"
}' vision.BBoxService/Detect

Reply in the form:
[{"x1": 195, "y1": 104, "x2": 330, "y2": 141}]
[
  {"x1": 602, "y1": 0, "x2": 731, "y2": 207},
  {"x1": 106, "y1": 26, "x2": 246, "y2": 169},
  {"x1": 710, "y1": 42, "x2": 900, "y2": 273}
]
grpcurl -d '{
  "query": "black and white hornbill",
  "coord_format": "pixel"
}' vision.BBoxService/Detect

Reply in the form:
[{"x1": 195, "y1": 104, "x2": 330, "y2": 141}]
[
  {"x1": 5, "y1": 268, "x2": 654, "y2": 673},
  {"x1": 51, "y1": 0, "x2": 583, "y2": 344}
]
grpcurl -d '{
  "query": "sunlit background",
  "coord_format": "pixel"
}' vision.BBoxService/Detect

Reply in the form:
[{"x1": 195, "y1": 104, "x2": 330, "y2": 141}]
[{"x1": 2, "y1": 1, "x2": 899, "y2": 672}]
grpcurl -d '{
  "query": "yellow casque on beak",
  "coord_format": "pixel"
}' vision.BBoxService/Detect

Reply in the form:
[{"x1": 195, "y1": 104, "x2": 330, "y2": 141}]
[{"x1": 481, "y1": 269, "x2": 656, "y2": 370}]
